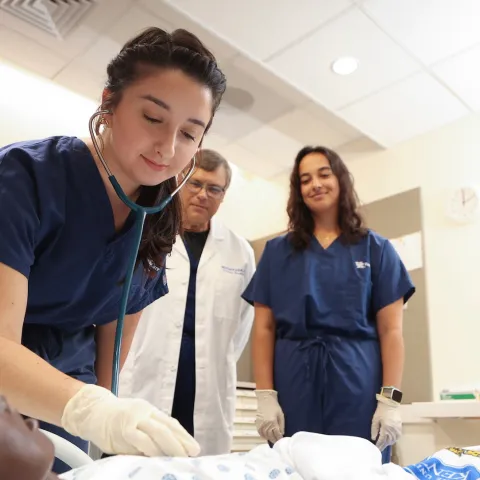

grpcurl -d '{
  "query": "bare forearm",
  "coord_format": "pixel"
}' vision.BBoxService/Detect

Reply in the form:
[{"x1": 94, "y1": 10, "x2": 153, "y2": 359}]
[
  {"x1": 253, "y1": 325, "x2": 275, "y2": 390},
  {"x1": 95, "y1": 333, "x2": 130, "y2": 390},
  {"x1": 96, "y1": 354, "x2": 131, "y2": 390},
  {"x1": 379, "y1": 330, "x2": 404, "y2": 389},
  {"x1": 95, "y1": 315, "x2": 140, "y2": 390},
  {"x1": 95, "y1": 349, "x2": 114, "y2": 391},
  {"x1": 0, "y1": 336, "x2": 83, "y2": 425}
]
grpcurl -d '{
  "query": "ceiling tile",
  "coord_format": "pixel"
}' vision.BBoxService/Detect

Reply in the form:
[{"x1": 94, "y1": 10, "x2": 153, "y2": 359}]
[
  {"x1": 270, "y1": 107, "x2": 358, "y2": 149},
  {"x1": 53, "y1": 63, "x2": 104, "y2": 104},
  {"x1": 221, "y1": 62, "x2": 295, "y2": 121},
  {"x1": 219, "y1": 144, "x2": 286, "y2": 179},
  {"x1": 363, "y1": 0, "x2": 480, "y2": 66},
  {"x1": 338, "y1": 73, "x2": 469, "y2": 147},
  {"x1": 266, "y1": 7, "x2": 420, "y2": 111},
  {"x1": 106, "y1": 6, "x2": 174, "y2": 46},
  {"x1": 162, "y1": 0, "x2": 351, "y2": 61},
  {"x1": 138, "y1": 0, "x2": 238, "y2": 62},
  {"x1": 0, "y1": 0, "x2": 132, "y2": 60},
  {"x1": 201, "y1": 131, "x2": 230, "y2": 150},
  {"x1": 0, "y1": 26, "x2": 66, "y2": 78},
  {"x1": 208, "y1": 104, "x2": 263, "y2": 143},
  {"x1": 432, "y1": 44, "x2": 480, "y2": 112},
  {"x1": 335, "y1": 137, "x2": 385, "y2": 163},
  {"x1": 71, "y1": 37, "x2": 121, "y2": 79},
  {"x1": 71, "y1": 5, "x2": 175, "y2": 81},
  {"x1": 208, "y1": 59, "x2": 296, "y2": 141},
  {"x1": 52, "y1": 5, "x2": 176, "y2": 102},
  {"x1": 232, "y1": 55, "x2": 308, "y2": 108},
  {"x1": 237, "y1": 125, "x2": 304, "y2": 171},
  {"x1": 303, "y1": 101, "x2": 364, "y2": 142}
]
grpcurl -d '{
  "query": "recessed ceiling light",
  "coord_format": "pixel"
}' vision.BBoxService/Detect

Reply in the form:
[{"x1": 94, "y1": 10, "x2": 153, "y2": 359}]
[{"x1": 331, "y1": 56, "x2": 359, "y2": 76}]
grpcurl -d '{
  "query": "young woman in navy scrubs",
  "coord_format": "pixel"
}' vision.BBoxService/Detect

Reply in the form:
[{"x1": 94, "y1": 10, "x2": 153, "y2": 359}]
[
  {"x1": 244, "y1": 146, "x2": 415, "y2": 463},
  {"x1": 0, "y1": 27, "x2": 226, "y2": 473}
]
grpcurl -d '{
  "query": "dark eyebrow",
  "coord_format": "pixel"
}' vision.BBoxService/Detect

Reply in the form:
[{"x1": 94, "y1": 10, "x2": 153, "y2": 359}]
[
  {"x1": 300, "y1": 166, "x2": 331, "y2": 178},
  {"x1": 141, "y1": 94, "x2": 207, "y2": 129}
]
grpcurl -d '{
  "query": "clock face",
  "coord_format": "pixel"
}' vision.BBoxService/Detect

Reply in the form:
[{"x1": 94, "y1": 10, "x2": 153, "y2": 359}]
[{"x1": 446, "y1": 187, "x2": 480, "y2": 223}]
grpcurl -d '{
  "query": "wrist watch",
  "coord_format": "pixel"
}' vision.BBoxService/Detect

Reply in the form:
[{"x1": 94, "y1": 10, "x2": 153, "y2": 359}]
[{"x1": 380, "y1": 386, "x2": 403, "y2": 403}]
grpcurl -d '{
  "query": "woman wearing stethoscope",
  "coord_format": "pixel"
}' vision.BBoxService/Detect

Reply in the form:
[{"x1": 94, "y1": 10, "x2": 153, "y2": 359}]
[{"x1": 0, "y1": 27, "x2": 226, "y2": 473}]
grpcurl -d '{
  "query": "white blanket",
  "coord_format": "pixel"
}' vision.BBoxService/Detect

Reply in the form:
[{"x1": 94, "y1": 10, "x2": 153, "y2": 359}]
[
  {"x1": 59, "y1": 443, "x2": 301, "y2": 480},
  {"x1": 59, "y1": 433, "x2": 480, "y2": 480}
]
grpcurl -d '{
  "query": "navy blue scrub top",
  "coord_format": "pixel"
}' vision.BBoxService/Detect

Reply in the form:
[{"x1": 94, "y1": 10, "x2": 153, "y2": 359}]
[
  {"x1": 0, "y1": 136, "x2": 169, "y2": 384},
  {"x1": 242, "y1": 231, "x2": 415, "y2": 340}
]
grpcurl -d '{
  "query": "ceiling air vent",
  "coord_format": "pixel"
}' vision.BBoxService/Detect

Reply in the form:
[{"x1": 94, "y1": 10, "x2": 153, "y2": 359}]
[{"x1": 0, "y1": 0, "x2": 98, "y2": 40}]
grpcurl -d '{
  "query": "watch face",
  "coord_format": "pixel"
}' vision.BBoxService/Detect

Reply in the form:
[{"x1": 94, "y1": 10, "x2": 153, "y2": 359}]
[
  {"x1": 391, "y1": 389, "x2": 403, "y2": 403},
  {"x1": 382, "y1": 387, "x2": 403, "y2": 403}
]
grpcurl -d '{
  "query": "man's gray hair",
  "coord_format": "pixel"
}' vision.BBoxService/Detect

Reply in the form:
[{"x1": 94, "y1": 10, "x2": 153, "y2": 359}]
[{"x1": 196, "y1": 149, "x2": 232, "y2": 189}]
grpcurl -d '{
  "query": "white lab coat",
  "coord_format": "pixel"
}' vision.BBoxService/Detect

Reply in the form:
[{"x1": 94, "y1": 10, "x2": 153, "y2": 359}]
[{"x1": 119, "y1": 217, "x2": 255, "y2": 455}]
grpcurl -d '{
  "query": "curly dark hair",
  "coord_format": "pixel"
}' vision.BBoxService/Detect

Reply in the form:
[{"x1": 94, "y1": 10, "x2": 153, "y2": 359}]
[
  {"x1": 96, "y1": 27, "x2": 227, "y2": 274},
  {"x1": 286, "y1": 146, "x2": 367, "y2": 250}
]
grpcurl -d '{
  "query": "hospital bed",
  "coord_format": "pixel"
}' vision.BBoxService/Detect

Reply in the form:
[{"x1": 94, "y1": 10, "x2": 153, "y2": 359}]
[
  {"x1": 39, "y1": 429, "x2": 94, "y2": 469},
  {"x1": 40, "y1": 429, "x2": 480, "y2": 480}
]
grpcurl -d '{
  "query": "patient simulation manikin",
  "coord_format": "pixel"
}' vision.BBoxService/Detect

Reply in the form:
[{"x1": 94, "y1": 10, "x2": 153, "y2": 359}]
[{"x1": 0, "y1": 396, "x2": 58, "y2": 480}]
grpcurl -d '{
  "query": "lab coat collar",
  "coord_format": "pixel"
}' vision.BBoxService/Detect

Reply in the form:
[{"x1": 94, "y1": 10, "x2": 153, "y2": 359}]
[{"x1": 209, "y1": 216, "x2": 225, "y2": 241}]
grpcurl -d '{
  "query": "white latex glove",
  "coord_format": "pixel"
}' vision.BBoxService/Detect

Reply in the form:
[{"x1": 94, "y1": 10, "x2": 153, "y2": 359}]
[
  {"x1": 371, "y1": 394, "x2": 402, "y2": 452},
  {"x1": 255, "y1": 389, "x2": 285, "y2": 444},
  {"x1": 61, "y1": 384, "x2": 200, "y2": 457}
]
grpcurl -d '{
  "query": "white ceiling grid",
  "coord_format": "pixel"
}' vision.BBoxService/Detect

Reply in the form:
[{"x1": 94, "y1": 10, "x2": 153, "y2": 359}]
[{"x1": 0, "y1": 0, "x2": 479, "y2": 178}]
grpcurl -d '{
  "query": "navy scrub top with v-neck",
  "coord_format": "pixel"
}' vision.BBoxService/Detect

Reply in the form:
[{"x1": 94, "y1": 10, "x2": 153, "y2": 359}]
[
  {"x1": 242, "y1": 231, "x2": 415, "y2": 463},
  {"x1": 0, "y1": 136, "x2": 169, "y2": 385},
  {"x1": 243, "y1": 231, "x2": 414, "y2": 340}
]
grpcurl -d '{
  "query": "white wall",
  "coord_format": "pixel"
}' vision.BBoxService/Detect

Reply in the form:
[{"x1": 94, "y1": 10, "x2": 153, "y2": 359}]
[
  {"x1": 0, "y1": 61, "x2": 97, "y2": 145},
  {"x1": 347, "y1": 112, "x2": 480, "y2": 398},
  {"x1": 216, "y1": 165, "x2": 289, "y2": 240}
]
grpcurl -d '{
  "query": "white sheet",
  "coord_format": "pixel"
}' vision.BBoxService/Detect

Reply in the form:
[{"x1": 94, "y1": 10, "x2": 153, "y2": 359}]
[
  {"x1": 59, "y1": 443, "x2": 302, "y2": 480},
  {"x1": 59, "y1": 433, "x2": 480, "y2": 480}
]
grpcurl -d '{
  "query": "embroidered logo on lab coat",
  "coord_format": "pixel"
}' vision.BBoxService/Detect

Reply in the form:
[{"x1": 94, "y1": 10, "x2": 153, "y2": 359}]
[
  {"x1": 221, "y1": 266, "x2": 245, "y2": 275},
  {"x1": 355, "y1": 261, "x2": 371, "y2": 269}
]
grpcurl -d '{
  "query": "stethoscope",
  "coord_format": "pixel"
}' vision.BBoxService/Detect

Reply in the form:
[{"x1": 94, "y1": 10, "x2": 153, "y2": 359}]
[{"x1": 89, "y1": 110, "x2": 196, "y2": 395}]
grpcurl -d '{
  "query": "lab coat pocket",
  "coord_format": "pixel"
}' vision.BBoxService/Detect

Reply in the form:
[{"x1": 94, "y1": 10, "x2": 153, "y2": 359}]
[{"x1": 213, "y1": 269, "x2": 244, "y2": 321}]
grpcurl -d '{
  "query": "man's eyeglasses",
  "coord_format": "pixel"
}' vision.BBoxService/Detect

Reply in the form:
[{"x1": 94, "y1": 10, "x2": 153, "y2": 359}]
[{"x1": 186, "y1": 179, "x2": 225, "y2": 199}]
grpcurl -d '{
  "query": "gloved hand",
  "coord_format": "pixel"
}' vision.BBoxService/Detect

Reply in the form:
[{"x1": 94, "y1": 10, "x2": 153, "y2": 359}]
[
  {"x1": 255, "y1": 389, "x2": 285, "y2": 444},
  {"x1": 371, "y1": 394, "x2": 402, "y2": 452},
  {"x1": 61, "y1": 384, "x2": 200, "y2": 457}
]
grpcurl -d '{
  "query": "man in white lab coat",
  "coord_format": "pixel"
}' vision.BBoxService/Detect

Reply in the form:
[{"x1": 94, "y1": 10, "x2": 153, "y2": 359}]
[{"x1": 120, "y1": 149, "x2": 255, "y2": 455}]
